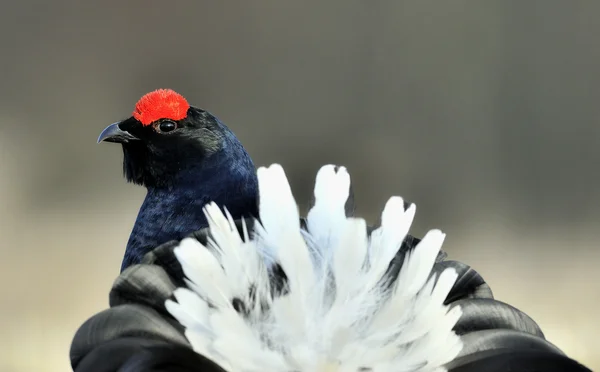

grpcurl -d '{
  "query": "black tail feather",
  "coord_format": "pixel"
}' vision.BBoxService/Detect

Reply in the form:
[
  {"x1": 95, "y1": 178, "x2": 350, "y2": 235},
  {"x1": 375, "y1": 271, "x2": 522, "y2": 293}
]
[
  {"x1": 448, "y1": 349, "x2": 592, "y2": 372},
  {"x1": 118, "y1": 343, "x2": 226, "y2": 372}
]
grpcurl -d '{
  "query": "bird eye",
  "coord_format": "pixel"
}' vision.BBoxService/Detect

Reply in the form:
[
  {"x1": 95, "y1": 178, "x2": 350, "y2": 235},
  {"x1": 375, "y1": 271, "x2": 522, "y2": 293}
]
[{"x1": 157, "y1": 120, "x2": 177, "y2": 133}]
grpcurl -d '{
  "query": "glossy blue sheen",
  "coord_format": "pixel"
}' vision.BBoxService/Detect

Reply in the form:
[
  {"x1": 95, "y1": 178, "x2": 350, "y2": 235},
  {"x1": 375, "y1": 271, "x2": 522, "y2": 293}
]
[{"x1": 120, "y1": 126, "x2": 258, "y2": 272}]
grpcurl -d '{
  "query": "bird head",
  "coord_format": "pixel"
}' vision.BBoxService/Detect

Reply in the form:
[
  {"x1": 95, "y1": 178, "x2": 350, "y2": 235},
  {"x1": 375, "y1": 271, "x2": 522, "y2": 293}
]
[{"x1": 98, "y1": 89, "x2": 248, "y2": 189}]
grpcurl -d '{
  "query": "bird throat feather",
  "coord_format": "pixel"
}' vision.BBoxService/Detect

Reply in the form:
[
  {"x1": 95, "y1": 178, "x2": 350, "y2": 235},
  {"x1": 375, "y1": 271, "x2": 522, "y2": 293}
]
[{"x1": 165, "y1": 164, "x2": 463, "y2": 372}]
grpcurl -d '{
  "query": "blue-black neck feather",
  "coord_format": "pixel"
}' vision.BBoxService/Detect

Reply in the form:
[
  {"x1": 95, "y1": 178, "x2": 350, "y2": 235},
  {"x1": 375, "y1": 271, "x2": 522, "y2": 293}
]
[{"x1": 121, "y1": 128, "x2": 258, "y2": 272}]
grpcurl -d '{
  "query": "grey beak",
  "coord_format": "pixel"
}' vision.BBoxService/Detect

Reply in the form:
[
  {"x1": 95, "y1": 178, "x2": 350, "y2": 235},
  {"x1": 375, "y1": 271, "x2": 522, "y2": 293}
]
[{"x1": 97, "y1": 122, "x2": 139, "y2": 144}]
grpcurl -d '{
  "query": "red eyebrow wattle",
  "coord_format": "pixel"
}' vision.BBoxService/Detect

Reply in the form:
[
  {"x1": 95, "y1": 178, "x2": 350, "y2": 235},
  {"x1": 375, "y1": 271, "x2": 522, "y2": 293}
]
[{"x1": 133, "y1": 89, "x2": 190, "y2": 125}]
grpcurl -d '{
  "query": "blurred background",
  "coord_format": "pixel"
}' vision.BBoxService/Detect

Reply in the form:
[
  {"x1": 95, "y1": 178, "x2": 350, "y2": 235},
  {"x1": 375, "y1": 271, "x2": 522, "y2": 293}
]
[{"x1": 0, "y1": 1, "x2": 598, "y2": 371}]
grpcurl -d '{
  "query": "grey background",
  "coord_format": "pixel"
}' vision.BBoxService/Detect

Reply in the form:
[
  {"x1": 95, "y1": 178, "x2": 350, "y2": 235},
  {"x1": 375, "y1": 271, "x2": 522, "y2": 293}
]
[{"x1": 0, "y1": 1, "x2": 598, "y2": 371}]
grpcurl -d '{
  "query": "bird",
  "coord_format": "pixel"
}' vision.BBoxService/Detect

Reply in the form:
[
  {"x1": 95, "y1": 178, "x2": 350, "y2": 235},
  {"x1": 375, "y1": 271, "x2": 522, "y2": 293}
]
[
  {"x1": 97, "y1": 89, "x2": 259, "y2": 272},
  {"x1": 72, "y1": 90, "x2": 591, "y2": 371}
]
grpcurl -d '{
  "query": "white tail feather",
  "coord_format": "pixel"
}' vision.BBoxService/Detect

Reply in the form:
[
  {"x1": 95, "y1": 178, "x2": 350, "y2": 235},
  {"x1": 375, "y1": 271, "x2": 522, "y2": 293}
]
[{"x1": 165, "y1": 164, "x2": 463, "y2": 372}]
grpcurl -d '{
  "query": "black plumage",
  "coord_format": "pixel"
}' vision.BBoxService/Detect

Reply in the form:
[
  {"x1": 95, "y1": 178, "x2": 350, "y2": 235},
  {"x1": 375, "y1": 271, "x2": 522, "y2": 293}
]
[
  {"x1": 84, "y1": 90, "x2": 590, "y2": 371},
  {"x1": 98, "y1": 92, "x2": 258, "y2": 272}
]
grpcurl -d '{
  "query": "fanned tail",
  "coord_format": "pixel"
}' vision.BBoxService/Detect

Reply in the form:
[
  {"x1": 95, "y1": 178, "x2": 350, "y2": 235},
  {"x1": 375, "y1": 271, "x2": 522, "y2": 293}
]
[{"x1": 166, "y1": 164, "x2": 463, "y2": 372}]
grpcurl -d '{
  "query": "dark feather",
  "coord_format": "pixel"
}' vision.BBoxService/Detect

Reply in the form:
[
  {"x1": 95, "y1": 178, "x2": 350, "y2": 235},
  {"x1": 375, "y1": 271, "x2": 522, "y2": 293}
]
[
  {"x1": 452, "y1": 298, "x2": 544, "y2": 337},
  {"x1": 457, "y1": 329, "x2": 564, "y2": 358},
  {"x1": 73, "y1": 338, "x2": 225, "y2": 372},
  {"x1": 70, "y1": 304, "x2": 188, "y2": 369},
  {"x1": 447, "y1": 349, "x2": 592, "y2": 372},
  {"x1": 118, "y1": 343, "x2": 226, "y2": 372}
]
